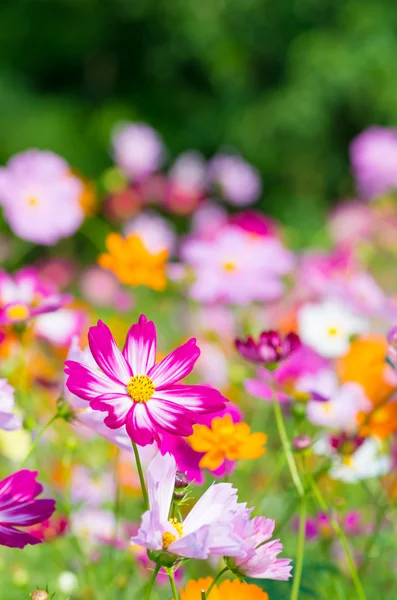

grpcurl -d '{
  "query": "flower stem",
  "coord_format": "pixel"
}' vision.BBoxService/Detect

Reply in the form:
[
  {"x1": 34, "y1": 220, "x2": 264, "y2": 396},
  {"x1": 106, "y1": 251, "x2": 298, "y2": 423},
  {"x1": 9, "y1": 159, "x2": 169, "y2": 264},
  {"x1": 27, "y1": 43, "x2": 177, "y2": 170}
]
[
  {"x1": 272, "y1": 399, "x2": 304, "y2": 497},
  {"x1": 205, "y1": 566, "x2": 229, "y2": 599},
  {"x1": 166, "y1": 568, "x2": 179, "y2": 600},
  {"x1": 290, "y1": 494, "x2": 306, "y2": 600},
  {"x1": 145, "y1": 564, "x2": 161, "y2": 600},
  {"x1": 131, "y1": 440, "x2": 149, "y2": 510},
  {"x1": 309, "y1": 474, "x2": 366, "y2": 600},
  {"x1": 20, "y1": 414, "x2": 59, "y2": 468}
]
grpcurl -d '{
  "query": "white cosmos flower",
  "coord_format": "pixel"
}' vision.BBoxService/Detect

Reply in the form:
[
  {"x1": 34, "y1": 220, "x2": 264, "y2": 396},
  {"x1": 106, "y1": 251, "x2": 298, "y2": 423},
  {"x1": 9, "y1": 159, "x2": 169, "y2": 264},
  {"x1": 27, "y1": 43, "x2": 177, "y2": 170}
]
[{"x1": 297, "y1": 300, "x2": 368, "y2": 358}]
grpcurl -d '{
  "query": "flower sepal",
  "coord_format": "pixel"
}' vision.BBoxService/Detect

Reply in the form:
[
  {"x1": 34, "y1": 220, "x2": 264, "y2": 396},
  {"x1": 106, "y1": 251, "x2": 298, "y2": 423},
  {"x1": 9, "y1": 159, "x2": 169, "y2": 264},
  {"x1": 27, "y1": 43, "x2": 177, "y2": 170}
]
[{"x1": 147, "y1": 549, "x2": 179, "y2": 568}]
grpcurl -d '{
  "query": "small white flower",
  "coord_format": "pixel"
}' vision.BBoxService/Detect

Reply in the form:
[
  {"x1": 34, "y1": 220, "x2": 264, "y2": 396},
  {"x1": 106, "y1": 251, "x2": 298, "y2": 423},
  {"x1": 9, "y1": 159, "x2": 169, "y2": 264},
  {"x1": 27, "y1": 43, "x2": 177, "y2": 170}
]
[
  {"x1": 297, "y1": 300, "x2": 368, "y2": 358},
  {"x1": 57, "y1": 571, "x2": 78, "y2": 594}
]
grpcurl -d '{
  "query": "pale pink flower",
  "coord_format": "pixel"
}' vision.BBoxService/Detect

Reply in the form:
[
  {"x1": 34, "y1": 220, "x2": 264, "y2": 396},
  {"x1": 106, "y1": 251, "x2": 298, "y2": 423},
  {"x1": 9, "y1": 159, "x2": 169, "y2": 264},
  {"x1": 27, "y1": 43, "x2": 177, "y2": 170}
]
[
  {"x1": 0, "y1": 378, "x2": 21, "y2": 431},
  {"x1": 227, "y1": 512, "x2": 292, "y2": 580},
  {"x1": 131, "y1": 452, "x2": 245, "y2": 559},
  {"x1": 35, "y1": 308, "x2": 86, "y2": 347},
  {"x1": 209, "y1": 154, "x2": 261, "y2": 206},
  {"x1": 0, "y1": 150, "x2": 84, "y2": 245},
  {"x1": 112, "y1": 122, "x2": 165, "y2": 180},
  {"x1": 182, "y1": 226, "x2": 294, "y2": 304},
  {"x1": 65, "y1": 315, "x2": 226, "y2": 446}
]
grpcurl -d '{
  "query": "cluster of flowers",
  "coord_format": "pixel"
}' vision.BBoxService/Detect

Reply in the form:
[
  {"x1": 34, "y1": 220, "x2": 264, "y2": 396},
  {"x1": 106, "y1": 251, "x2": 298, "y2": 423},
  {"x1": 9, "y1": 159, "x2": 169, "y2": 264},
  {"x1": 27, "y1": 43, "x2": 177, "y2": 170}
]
[{"x1": 0, "y1": 121, "x2": 397, "y2": 598}]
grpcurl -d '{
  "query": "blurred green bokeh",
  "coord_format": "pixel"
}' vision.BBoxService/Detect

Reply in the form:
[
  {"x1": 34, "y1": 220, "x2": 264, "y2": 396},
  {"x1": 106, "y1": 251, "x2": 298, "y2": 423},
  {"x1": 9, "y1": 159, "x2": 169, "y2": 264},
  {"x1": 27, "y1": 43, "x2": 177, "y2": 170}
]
[{"x1": 1, "y1": 0, "x2": 397, "y2": 223}]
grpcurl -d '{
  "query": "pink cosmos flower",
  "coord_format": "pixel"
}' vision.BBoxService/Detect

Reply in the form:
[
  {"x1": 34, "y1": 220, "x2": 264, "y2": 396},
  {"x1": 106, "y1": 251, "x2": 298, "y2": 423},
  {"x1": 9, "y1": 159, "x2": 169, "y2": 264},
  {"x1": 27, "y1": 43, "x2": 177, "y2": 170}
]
[
  {"x1": 35, "y1": 308, "x2": 86, "y2": 348},
  {"x1": 350, "y1": 127, "x2": 397, "y2": 199},
  {"x1": 209, "y1": 154, "x2": 262, "y2": 206},
  {"x1": 0, "y1": 149, "x2": 84, "y2": 245},
  {"x1": 0, "y1": 470, "x2": 56, "y2": 548},
  {"x1": 182, "y1": 225, "x2": 294, "y2": 304},
  {"x1": 297, "y1": 370, "x2": 370, "y2": 431},
  {"x1": 131, "y1": 452, "x2": 245, "y2": 559},
  {"x1": 0, "y1": 378, "x2": 22, "y2": 431},
  {"x1": 165, "y1": 151, "x2": 207, "y2": 215},
  {"x1": 227, "y1": 512, "x2": 292, "y2": 580},
  {"x1": 65, "y1": 315, "x2": 226, "y2": 446},
  {"x1": 111, "y1": 122, "x2": 165, "y2": 180},
  {"x1": 0, "y1": 267, "x2": 70, "y2": 325}
]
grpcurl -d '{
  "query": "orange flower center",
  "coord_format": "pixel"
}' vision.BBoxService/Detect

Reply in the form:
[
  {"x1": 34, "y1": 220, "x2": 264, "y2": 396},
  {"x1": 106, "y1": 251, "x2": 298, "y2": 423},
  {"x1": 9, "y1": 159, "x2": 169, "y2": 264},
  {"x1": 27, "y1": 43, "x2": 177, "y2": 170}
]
[{"x1": 126, "y1": 375, "x2": 155, "y2": 403}]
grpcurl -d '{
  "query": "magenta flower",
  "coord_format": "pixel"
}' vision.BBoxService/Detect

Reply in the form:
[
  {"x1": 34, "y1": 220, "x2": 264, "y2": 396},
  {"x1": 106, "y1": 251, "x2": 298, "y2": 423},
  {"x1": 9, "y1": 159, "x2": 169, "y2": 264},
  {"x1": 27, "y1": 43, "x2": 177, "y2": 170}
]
[
  {"x1": 236, "y1": 330, "x2": 301, "y2": 365},
  {"x1": 65, "y1": 315, "x2": 226, "y2": 446},
  {"x1": 227, "y1": 512, "x2": 292, "y2": 580},
  {"x1": 0, "y1": 470, "x2": 55, "y2": 548},
  {"x1": 0, "y1": 268, "x2": 70, "y2": 325},
  {"x1": 0, "y1": 149, "x2": 84, "y2": 245},
  {"x1": 131, "y1": 452, "x2": 245, "y2": 559}
]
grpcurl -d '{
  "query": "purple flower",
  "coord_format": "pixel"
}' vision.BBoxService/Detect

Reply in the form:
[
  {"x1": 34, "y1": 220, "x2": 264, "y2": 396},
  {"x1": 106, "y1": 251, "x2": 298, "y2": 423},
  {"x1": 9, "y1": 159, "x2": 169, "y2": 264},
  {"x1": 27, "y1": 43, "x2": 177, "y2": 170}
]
[
  {"x1": 209, "y1": 154, "x2": 262, "y2": 206},
  {"x1": 131, "y1": 452, "x2": 245, "y2": 559},
  {"x1": 0, "y1": 470, "x2": 55, "y2": 548},
  {"x1": 350, "y1": 127, "x2": 397, "y2": 200},
  {"x1": 65, "y1": 315, "x2": 226, "y2": 447},
  {"x1": 0, "y1": 378, "x2": 21, "y2": 431},
  {"x1": 236, "y1": 330, "x2": 301, "y2": 365},
  {"x1": 0, "y1": 150, "x2": 84, "y2": 245},
  {"x1": 111, "y1": 122, "x2": 165, "y2": 180},
  {"x1": 227, "y1": 511, "x2": 292, "y2": 580}
]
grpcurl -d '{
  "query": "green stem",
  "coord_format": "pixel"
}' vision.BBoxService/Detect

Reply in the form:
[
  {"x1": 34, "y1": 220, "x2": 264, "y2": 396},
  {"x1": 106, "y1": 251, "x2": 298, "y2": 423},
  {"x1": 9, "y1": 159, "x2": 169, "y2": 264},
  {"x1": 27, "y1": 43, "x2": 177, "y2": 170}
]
[
  {"x1": 290, "y1": 494, "x2": 306, "y2": 600},
  {"x1": 205, "y1": 566, "x2": 229, "y2": 599},
  {"x1": 20, "y1": 414, "x2": 59, "y2": 468},
  {"x1": 309, "y1": 475, "x2": 366, "y2": 600},
  {"x1": 358, "y1": 500, "x2": 388, "y2": 576},
  {"x1": 167, "y1": 569, "x2": 179, "y2": 600},
  {"x1": 145, "y1": 564, "x2": 161, "y2": 600},
  {"x1": 272, "y1": 399, "x2": 304, "y2": 497},
  {"x1": 132, "y1": 440, "x2": 149, "y2": 510}
]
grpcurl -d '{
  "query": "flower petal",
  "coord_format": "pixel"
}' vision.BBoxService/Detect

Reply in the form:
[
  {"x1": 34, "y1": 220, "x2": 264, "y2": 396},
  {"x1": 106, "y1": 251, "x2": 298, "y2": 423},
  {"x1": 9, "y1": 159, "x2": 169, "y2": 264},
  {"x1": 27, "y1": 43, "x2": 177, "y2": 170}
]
[
  {"x1": 125, "y1": 403, "x2": 159, "y2": 446},
  {"x1": 88, "y1": 320, "x2": 131, "y2": 383},
  {"x1": 0, "y1": 499, "x2": 56, "y2": 526},
  {"x1": 123, "y1": 314, "x2": 157, "y2": 376},
  {"x1": 148, "y1": 338, "x2": 200, "y2": 389},
  {"x1": 148, "y1": 399, "x2": 195, "y2": 437},
  {"x1": 65, "y1": 361, "x2": 125, "y2": 401},
  {"x1": 0, "y1": 525, "x2": 41, "y2": 548},
  {"x1": 147, "y1": 452, "x2": 176, "y2": 522},
  {"x1": 0, "y1": 470, "x2": 42, "y2": 506},
  {"x1": 153, "y1": 384, "x2": 227, "y2": 414},
  {"x1": 89, "y1": 393, "x2": 132, "y2": 428}
]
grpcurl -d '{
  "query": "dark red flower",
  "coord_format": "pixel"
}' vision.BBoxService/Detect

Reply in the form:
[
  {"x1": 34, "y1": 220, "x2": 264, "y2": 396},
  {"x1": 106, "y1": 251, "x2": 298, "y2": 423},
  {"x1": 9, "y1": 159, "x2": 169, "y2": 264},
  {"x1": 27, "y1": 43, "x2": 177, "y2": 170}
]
[{"x1": 236, "y1": 330, "x2": 301, "y2": 365}]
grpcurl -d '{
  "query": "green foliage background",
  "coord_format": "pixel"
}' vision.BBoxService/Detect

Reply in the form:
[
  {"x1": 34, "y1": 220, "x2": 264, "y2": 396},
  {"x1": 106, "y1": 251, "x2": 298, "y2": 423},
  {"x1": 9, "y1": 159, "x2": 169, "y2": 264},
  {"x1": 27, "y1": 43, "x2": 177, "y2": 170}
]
[{"x1": 1, "y1": 0, "x2": 397, "y2": 229}]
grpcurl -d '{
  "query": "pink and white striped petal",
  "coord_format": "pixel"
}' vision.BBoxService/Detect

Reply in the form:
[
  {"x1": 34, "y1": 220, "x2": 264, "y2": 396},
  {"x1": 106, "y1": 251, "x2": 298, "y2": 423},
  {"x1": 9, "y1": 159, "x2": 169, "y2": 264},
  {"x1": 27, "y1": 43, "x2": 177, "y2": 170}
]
[
  {"x1": 148, "y1": 338, "x2": 200, "y2": 389},
  {"x1": 125, "y1": 403, "x2": 159, "y2": 446},
  {"x1": 152, "y1": 384, "x2": 226, "y2": 414},
  {"x1": 65, "y1": 361, "x2": 125, "y2": 401},
  {"x1": 88, "y1": 320, "x2": 131, "y2": 383},
  {"x1": 123, "y1": 314, "x2": 157, "y2": 376},
  {"x1": 148, "y1": 399, "x2": 195, "y2": 436}
]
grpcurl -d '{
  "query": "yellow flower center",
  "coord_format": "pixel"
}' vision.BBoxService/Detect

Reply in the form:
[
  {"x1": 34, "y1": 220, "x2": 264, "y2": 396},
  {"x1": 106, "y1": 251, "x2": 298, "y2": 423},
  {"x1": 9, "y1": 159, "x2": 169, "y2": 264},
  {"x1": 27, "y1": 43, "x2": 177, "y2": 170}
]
[
  {"x1": 162, "y1": 518, "x2": 183, "y2": 550},
  {"x1": 28, "y1": 197, "x2": 38, "y2": 207},
  {"x1": 223, "y1": 262, "x2": 236, "y2": 272},
  {"x1": 126, "y1": 375, "x2": 155, "y2": 403},
  {"x1": 328, "y1": 327, "x2": 339, "y2": 336},
  {"x1": 5, "y1": 304, "x2": 30, "y2": 321}
]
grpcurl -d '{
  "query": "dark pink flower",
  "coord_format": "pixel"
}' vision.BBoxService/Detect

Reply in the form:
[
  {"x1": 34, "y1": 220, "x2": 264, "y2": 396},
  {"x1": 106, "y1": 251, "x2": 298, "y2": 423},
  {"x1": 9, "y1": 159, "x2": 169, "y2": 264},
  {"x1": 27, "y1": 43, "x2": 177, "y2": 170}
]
[
  {"x1": 65, "y1": 315, "x2": 226, "y2": 447},
  {"x1": 236, "y1": 330, "x2": 301, "y2": 365},
  {"x1": 0, "y1": 470, "x2": 55, "y2": 548}
]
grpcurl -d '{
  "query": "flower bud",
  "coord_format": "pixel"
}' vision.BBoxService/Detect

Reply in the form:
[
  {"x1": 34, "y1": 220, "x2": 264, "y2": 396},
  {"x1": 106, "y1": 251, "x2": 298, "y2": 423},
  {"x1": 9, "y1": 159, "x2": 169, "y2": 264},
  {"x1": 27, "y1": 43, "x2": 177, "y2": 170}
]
[
  {"x1": 30, "y1": 591, "x2": 49, "y2": 600},
  {"x1": 175, "y1": 471, "x2": 189, "y2": 489},
  {"x1": 292, "y1": 435, "x2": 312, "y2": 452}
]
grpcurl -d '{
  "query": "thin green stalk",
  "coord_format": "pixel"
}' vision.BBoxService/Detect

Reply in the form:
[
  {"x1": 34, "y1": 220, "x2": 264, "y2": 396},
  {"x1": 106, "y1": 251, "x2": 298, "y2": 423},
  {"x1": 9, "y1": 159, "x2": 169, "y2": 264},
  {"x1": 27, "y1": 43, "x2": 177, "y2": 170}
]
[
  {"x1": 132, "y1": 440, "x2": 149, "y2": 510},
  {"x1": 309, "y1": 475, "x2": 366, "y2": 600},
  {"x1": 205, "y1": 567, "x2": 229, "y2": 599},
  {"x1": 145, "y1": 564, "x2": 161, "y2": 600},
  {"x1": 290, "y1": 494, "x2": 306, "y2": 600},
  {"x1": 272, "y1": 399, "x2": 304, "y2": 497},
  {"x1": 359, "y1": 500, "x2": 388, "y2": 576},
  {"x1": 20, "y1": 414, "x2": 59, "y2": 468},
  {"x1": 167, "y1": 569, "x2": 179, "y2": 600}
]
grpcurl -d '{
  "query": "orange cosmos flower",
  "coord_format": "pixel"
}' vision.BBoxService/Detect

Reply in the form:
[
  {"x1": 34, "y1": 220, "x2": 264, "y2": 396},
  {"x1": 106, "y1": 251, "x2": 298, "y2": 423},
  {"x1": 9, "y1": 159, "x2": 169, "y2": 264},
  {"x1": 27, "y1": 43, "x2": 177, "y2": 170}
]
[
  {"x1": 358, "y1": 402, "x2": 397, "y2": 439},
  {"x1": 177, "y1": 577, "x2": 268, "y2": 600},
  {"x1": 98, "y1": 233, "x2": 168, "y2": 291},
  {"x1": 337, "y1": 335, "x2": 394, "y2": 406},
  {"x1": 188, "y1": 414, "x2": 267, "y2": 471}
]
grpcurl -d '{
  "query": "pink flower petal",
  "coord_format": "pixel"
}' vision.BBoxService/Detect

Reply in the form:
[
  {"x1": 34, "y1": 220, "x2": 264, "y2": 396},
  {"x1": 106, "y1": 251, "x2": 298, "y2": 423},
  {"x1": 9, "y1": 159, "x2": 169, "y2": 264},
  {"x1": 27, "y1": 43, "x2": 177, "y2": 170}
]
[
  {"x1": 65, "y1": 361, "x2": 125, "y2": 401},
  {"x1": 148, "y1": 338, "x2": 200, "y2": 389},
  {"x1": 153, "y1": 384, "x2": 226, "y2": 414},
  {"x1": 0, "y1": 525, "x2": 41, "y2": 548},
  {"x1": 89, "y1": 393, "x2": 132, "y2": 428},
  {"x1": 0, "y1": 470, "x2": 42, "y2": 506},
  {"x1": 125, "y1": 403, "x2": 159, "y2": 446},
  {"x1": 148, "y1": 399, "x2": 195, "y2": 437},
  {"x1": 88, "y1": 320, "x2": 131, "y2": 383},
  {"x1": 0, "y1": 499, "x2": 56, "y2": 526},
  {"x1": 123, "y1": 314, "x2": 157, "y2": 376}
]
